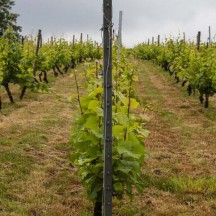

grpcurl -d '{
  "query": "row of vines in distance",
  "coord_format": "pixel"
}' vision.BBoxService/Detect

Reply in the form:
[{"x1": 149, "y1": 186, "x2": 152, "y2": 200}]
[
  {"x1": 133, "y1": 36, "x2": 216, "y2": 108},
  {"x1": 0, "y1": 28, "x2": 102, "y2": 109}
]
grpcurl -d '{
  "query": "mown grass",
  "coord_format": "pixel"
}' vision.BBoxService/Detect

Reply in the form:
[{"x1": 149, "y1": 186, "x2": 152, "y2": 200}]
[
  {"x1": 1, "y1": 60, "x2": 216, "y2": 215},
  {"x1": 0, "y1": 151, "x2": 35, "y2": 214},
  {"x1": 142, "y1": 174, "x2": 216, "y2": 198},
  {"x1": 148, "y1": 61, "x2": 216, "y2": 122},
  {"x1": 0, "y1": 102, "x2": 25, "y2": 116},
  {"x1": 133, "y1": 59, "x2": 216, "y2": 215}
]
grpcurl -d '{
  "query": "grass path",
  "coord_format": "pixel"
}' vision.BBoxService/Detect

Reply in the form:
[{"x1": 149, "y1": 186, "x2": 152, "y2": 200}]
[
  {"x1": 0, "y1": 60, "x2": 216, "y2": 215},
  {"x1": 0, "y1": 66, "x2": 92, "y2": 216},
  {"x1": 134, "y1": 60, "x2": 216, "y2": 215}
]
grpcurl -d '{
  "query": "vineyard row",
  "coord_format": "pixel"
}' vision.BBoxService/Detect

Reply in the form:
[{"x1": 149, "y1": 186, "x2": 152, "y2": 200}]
[
  {"x1": 0, "y1": 29, "x2": 102, "y2": 109},
  {"x1": 133, "y1": 36, "x2": 216, "y2": 108}
]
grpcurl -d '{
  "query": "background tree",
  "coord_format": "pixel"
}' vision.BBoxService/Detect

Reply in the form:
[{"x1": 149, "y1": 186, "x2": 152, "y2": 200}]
[{"x1": 0, "y1": 0, "x2": 21, "y2": 36}]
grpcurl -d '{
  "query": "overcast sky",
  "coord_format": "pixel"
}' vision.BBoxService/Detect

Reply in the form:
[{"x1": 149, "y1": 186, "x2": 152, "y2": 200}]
[{"x1": 13, "y1": 0, "x2": 216, "y2": 47}]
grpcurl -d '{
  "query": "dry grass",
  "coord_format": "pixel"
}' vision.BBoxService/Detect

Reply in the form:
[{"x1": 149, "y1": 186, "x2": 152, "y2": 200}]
[
  {"x1": 1, "y1": 60, "x2": 216, "y2": 215},
  {"x1": 134, "y1": 60, "x2": 216, "y2": 215},
  {"x1": 0, "y1": 66, "x2": 93, "y2": 216}
]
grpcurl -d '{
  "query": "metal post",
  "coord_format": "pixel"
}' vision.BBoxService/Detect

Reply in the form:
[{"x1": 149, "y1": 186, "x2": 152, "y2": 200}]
[
  {"x1": 103, "y1": 0, "x2": 112, "y2": 215},
  {"x1": 152, "y1": 36, "x2": 154, "y2": 44},
  {"x1": 117, "y1": 11, "x2": 123, "y2": 59},
  {"x1": 158, "y1": 35, "x2": 160, "y2": 46}
]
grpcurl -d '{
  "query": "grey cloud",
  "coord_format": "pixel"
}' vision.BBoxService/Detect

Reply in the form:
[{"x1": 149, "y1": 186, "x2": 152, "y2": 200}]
[{"x1": 13, "y1": 0, "x2": 216, "y2": 46}]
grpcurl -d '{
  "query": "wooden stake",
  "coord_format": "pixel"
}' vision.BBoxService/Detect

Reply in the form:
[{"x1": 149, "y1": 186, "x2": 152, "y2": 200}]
[{"x1": 197, "y1": 31, "x2": 201, "y2": 51}]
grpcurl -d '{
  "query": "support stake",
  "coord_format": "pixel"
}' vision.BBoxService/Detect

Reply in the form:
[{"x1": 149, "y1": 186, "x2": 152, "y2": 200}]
[
  {"x1": 117, "y1": 11, "x2": 123, "y2": 59},
  {"x1": 103, "y1": 0, "x2": 113, "y2": 215},
  {"x1": 208, "y1": 26, "x2": 211, "y2": 46},
  {"x1": 197, "y1": 31, "x2": 201, "y2": 51}
]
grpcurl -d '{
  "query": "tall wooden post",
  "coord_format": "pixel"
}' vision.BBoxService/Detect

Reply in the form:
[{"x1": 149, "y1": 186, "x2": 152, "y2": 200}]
[
  {"x1": 80, "y1": 33, "x2": 83, "y2": 43},
  {"x1": 103, "y1": 0, "x2": 112, "y2": 215},
  {"x1": 33, "y1": 29, "x2": 42, "y2": 76},
  {"x1": 197, "y1": 31, "x2": 201, "y2": 51},
  {"x1": 20, "y1": 29, "x2": 42, "y2": 100},
  {"x1": 158, "y1": 35, "x2": 160, "y2": 46},
  {"x1": 40, "y1": 33, "x2": 43, "y2": 48},
  {"x1": 50, "y1": 36, "x2": 54, "y2": 45},
  {"x1": 21, "y1": 36, "x2": 25, "y2": 48},
  {"x1": 73, "y1": 35, "x2": 75, "y2": 46}
]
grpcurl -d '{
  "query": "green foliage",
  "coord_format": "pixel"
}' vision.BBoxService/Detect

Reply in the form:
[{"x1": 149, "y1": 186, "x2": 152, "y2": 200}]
[
  {"x1": 72, "y1": 40, "x2": 102, "y2": 64},
  {"x1": 38, "y1": 38, "x2": 71, "y2": 71},
  {"x1": 0, "y1": 28, "x2": 22, "y2": 85},
  {"x1": 133, "y1": 39, "x2": 216, "y2": 107},
  {"x1": 69, "y1": 47, "x2": 148, "y2": 204},
  {"x1": 0, "y1": 29, "x2": 101, "y2": 105},
  {"x1": 0, "y1": 29, "x2": 48, "y2": 93},
  {"x1": 0, "y1": 0, "x2": 21, "y2": 36}
]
